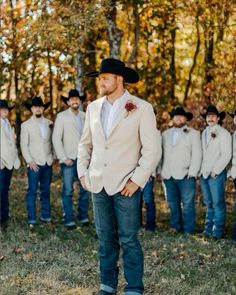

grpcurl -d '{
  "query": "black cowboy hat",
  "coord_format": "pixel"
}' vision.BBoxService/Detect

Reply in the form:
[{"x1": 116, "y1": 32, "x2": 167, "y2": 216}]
[
  {"x1": 85, "y1": 58, "x2": 139, "y2": 84},
  {"x1": 201, "y1": 105, "x2": 225, "y2": 121},
  {"x1": 0, "y1": 99, "x2": 15, "y2": 111},
  {"x1": 61, "y1": 89, "x2": 86, "y2": 105},
  {"x1": 169, "y1": 106, "x2": 193, "y2": 121},
  {"x1": 25, "y1": 96, "x2": 51, "y2": 111},
  {"x1": 228, "y1": 109, "x2": 236, "y2": 118}
]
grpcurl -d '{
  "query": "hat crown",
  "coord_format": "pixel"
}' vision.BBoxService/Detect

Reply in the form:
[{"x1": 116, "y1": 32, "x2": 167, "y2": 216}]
[
  {"x1": 100, "y1": 58, "x2": 125, "y2": 71},
  {"x1": 206, "y1": 105, "x2": 219, "y2": 115},
  {"x1": 0, "y1": 99, "x2": 9, "y2": 109},
  {"x1": 68, "y1": 89, "x2": 80, "y2": 98},
  {"x1": 170, "y1": 106, "x2": 193, "y2": 121},
  {"x1": 31, "y1": 96, "x2": 44, "y2": 106}
]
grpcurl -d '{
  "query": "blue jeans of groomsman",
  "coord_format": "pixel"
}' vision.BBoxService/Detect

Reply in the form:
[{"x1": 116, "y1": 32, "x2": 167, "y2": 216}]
[
  {"x1": 163, "y1": 177, "x2": 196, "y2": 234},
  {"x1": 26, "y1": 164, "x2": 52, "y2": 224},
  {"x1": 61, "y1": 159, "x2": 90, "y2": 226},
  {"x1": 232, "y1": 178, "x2": 236, "y2": 242},
  {"x1": 141, "y1": 176, "x2": 156, "y2": 232},
  {"x1": 0, "y1": 168, "x2": 13, "y2": 224},
  {"x1": 200, "y1": 170, "x2": 227, "y2": 238},
  {"x1": 93, "y1": 189, "x2": 144, "y2": 295}
]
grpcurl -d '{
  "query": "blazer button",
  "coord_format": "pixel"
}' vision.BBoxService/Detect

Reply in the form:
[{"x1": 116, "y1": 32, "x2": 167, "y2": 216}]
[
  {"x1": 105, "y1": 146, "x2": 108, "y2": 150},
  {"x1": 104, "y1": 164, "x2": 107, "y2": 167}
]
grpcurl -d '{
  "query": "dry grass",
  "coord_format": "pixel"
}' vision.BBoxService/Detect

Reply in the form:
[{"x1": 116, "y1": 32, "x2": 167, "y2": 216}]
[{"x1": 0, "y1": 167, "x2": 236, "y2": 295}]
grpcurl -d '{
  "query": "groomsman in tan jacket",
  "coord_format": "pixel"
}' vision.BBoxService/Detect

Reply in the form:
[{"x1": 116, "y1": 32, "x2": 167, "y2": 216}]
[
  {"x1": 229, "y1": 110, "x2": 236, "y2": 243},
  {"x1": 77, "y1": 58, "x2": 159, "y2": 295},
  {"x1": 0, "y1": 100, "x2": 20, "y2": 226},
  {"x1": 20, "y1": 97, "x2": 53, "y2": 225},
  {"x1": 52, "y1": 89, "x2": 90, "y2": 229},
  {"x1": 200, "y1": 105, "x2": 232, "y2": 239},
  {"x1": 161, "y1": 106, "x2": 202, "y2": 234}
]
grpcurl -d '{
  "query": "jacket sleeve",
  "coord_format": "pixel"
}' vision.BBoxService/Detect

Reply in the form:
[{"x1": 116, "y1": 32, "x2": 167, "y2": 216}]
[
  {"x1": 131, "y1": 103, "x2": 159, "y2": 188},
  {"x1": 77, "y1": 106, "x2": 93, "y2": 178},
  {"x1": 20, "y1": 123, "x2": 33, "y2": 164},
  {"x1": 212, "y1": 130, "x2": 232, "y2": 175},
  {"x1": 188, "y1": 130, "x2": 202, "y2": 177},
  {"x1": 52, "y1": 115, "x2": 67, "y2": 162}
]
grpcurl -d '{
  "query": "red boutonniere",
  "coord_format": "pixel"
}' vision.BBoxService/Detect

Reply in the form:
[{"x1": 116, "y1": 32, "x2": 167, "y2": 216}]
[
  {"x1": 124, "y1": 100, "x2": 137, "y2": 117},
  {"x1": 49, "y1": 123, "x2": 54, "y2": 130},
  {"x1": 211, "y1": 132, "x2": 216, "y2": 138},
  {"x1": 183, "y1": 128, "x2": 189, "y2": 133}
]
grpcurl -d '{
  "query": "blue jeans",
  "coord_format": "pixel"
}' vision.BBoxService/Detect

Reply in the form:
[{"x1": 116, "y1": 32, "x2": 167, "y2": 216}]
[
  {"x1": 93, "y1": 189, "x2": 144, "y2": 295},
  {"x1": 142, "y1": 177, "x2": 156, "y2": 231},
  {"x1": 0, "y1": 168, "x2": 13, "y2": 224},
  {"x1": 163, "y1": 177, "x2": 196, "y2": 234},
  {"x1": 232, "y1": 179, "x2": 236, "y2": 241},
  {"x1": 26, "y1": 164, "x2": 52, "y2": 223},
  {"x1": 200, "y1": 170, "x2": 227, "y2": 238},
  {"x1": 61, "y1": 160, "x2": 90, "y2": 225}
]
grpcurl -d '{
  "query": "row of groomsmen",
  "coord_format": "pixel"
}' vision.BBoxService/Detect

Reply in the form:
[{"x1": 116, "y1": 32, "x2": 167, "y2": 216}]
[{"x1": 0, "y1": 91, "x2": 236, "y2": 242}]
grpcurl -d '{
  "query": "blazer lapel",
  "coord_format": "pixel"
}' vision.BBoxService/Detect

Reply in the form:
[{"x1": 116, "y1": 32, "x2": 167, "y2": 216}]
[
  {"x1": 97, "y1": 97, "x2": 106, "y2": 139},
  {"x1": 108, "y1": 91, "x2": 131, "y2": 138}
]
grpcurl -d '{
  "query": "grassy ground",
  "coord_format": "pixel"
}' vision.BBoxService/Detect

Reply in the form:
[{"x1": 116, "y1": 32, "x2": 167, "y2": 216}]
[{"x1": 1, "y1": 167, "x2": 236, "y2": 295}]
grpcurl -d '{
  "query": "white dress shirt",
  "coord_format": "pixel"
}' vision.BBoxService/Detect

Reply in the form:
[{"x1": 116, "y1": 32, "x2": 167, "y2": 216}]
[
  {"x1": 37, "y1": 118, "x2": 48, "y2": 140},
  {"x1": 101, "y1": 90, "x2": 126, "y2": 138},
  {"x1": 172, "y1": 126, "x2": 184, "y2": 145}
]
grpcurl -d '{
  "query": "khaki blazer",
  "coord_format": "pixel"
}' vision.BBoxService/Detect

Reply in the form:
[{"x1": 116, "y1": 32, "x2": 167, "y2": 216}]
[
  {"x1": 161, "y1": 126, "x2": 202, "y2": 179},
  {"x1": 52, "y1": 109, "x2": 85, "y2": 162},
  {"x1": 0, "y1": 120, "x2": 20, "y2": 170},
  {"x1": 200, "y1": 125, "x2": 232, "y2": 178},
  {"x1": 77, "y1": 91, "x2": 159, "y2": 195},
  {"x1": 20, "y1": 116, "x2": 53, "y2": 166},
  {"x1": 230, "y1": 131, "x2": 236, "y2": 179}
]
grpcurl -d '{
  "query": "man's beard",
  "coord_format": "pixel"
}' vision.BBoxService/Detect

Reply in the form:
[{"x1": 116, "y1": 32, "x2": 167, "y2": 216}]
[
  {"x1": 35, "y1": 113, "x2": 42, "y2": 118},
  {"x1": 100, "y1": 83, "x2": 118, "y2": 96},
  {"x1": 173, "y1": 122, "x2": 185, "y2": 128},
  {"x1": 71, "y1": 104, "x2": 79, "y2": 111}
]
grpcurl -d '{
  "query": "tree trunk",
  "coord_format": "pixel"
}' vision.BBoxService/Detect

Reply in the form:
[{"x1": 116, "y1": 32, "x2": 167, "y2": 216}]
[
  {"x1": 47, "y1": 49, "x2": 53, "y2": 115},
  {"x1": 184, "y1": 8, "x2": 201, "y2": 101},
  {"x1": 105, "y1": 0, "x2": 122, "y2": 59},
  {"x1": 127, "y1": 1, "x2": 139, "y2": 66},
  {"x1": 74, "y1": 50, "x2": 86, "y2": 96}
]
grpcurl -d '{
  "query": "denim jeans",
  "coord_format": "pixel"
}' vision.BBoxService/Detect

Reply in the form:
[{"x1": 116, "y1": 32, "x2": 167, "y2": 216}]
[
  {"x1": 232, "y1": 178, "x2": 236, "y2": 241},
  {"x1": 93, "y1": 189, "x2": 144, "y2": 295},
  {"x1": 200, "y1": 170, "x2": 227, "y2": 238},
  {"x1": 163, "y1": 177, "x2": 196, "y2": 234},
  {"x1": 0, "y1": 168, "x2": 13, "y2": 224},
  {"x1": 141, "y1": 176, "x2": 156, "y2": 231},
  {"x1": 61, "y1": 159, "x2": 90, "y2": 225},
  {"x1": 26, "y1": 164, "x2": 52, "y2": 223}
]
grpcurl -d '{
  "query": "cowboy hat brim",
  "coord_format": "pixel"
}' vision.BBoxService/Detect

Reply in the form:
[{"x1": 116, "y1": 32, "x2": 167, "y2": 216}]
[
  {"x1": 169, "y1": 111, "x2": 193, "y2": 121},
  {"x1": 201, "y1": 111, "x2": 226, "y2": 121},
  {"x1": 25, "y1": 101, "x2": 51, "y2": 111},
  {"x1": 61, "y1": 94, "x2": 86, "y2": 105},
  {"x1": 85, "y1": 66, "x2": 139, "y2": 84}
]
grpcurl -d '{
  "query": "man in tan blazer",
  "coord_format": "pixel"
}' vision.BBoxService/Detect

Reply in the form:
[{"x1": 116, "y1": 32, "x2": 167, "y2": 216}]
[
  {"x1": 161, "y1": 106, "x2": 202, "y2": 234},
  {"x1": 52, "y1": 89, "x2": 90, "y2": 229},
  {"x1": 0, "y1": 99, "x2": 20, "y2": 226},
  {"x1": 229, "y1": 110, "x2": 236, "y2": 243},
  {"x1": 77, "y1": 58, "x2": 159, "y2": 295},
  {"x1": 20, "y1": 96, "x2": 53, "y2": 225},
  {"x1": 200, "y1": 105, "x2": 232, "y2": 239}
]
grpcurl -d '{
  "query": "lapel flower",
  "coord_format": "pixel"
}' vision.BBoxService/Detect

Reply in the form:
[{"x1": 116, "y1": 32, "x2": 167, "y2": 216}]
[
  {"x1": 211, "y1": 132, "x2": 216, "y2": 138},
  {"x1": 125, "y1": 100, "x2": 137, "y2": 112},
  {"x1": 49, "y1": 123, "x2": 54, "y2": 130},
  {"x1": 183, "y1": 127, "x2": 189, "y2": 133}
]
